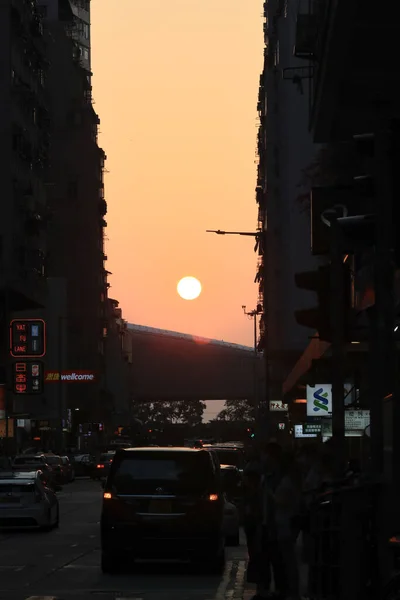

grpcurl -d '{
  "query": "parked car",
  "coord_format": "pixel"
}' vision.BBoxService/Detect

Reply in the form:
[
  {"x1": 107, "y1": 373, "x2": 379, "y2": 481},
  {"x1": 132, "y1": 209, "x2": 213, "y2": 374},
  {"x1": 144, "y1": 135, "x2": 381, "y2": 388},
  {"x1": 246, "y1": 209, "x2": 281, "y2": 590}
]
[
  {"x1": 220, "y1": 464, "x2": 243, "y2": 506},
  {"x1": 12, "y1": 455, "x2": 61, "y2": 490},
  {"x1": 222, "y1": 496, "x2": 240, "y2": 546},
  {"x1": 69, "y1": 454, "x2": 94, "y2": 477},
  {"x1": 92, "y1": 451, "x2": 115, "y2": 480},
  {"x1": 60, "y1": 456, "x2": 75, "y2": 483},
  {"x1": 0, "y1": 470, "x2": 59, "y2": 530},
  {"x1": 101, "y1": 446, "x2": 225, "y2": 573},
  {"x1": 37, "y1": 454, "x2": 64, "y2": 484},
  {"x1": 205, "y1": 446, "x2": 245, "y2": 472}
]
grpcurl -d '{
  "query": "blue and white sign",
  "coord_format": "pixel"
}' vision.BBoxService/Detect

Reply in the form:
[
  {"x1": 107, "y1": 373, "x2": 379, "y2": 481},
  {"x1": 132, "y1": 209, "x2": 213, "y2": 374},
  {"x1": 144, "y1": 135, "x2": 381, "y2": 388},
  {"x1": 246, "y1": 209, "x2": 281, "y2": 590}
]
[
  {"x1": 307, "y1": 384, "x2": 332, "y2": 416},
  {"x1": 294, "y1": 424, "x2": 317, "y2": 439}
]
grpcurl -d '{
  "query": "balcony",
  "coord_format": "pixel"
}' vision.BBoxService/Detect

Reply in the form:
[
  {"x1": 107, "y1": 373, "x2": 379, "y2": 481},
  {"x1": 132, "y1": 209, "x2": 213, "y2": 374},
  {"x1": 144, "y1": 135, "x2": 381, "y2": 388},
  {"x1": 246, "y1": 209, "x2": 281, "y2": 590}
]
[
  {"x1": 299, "y1": 0, "x2": 400, "y2": 141},
  {"x1": 98, "y1": 198, "x2": 107, "y2": 216}
]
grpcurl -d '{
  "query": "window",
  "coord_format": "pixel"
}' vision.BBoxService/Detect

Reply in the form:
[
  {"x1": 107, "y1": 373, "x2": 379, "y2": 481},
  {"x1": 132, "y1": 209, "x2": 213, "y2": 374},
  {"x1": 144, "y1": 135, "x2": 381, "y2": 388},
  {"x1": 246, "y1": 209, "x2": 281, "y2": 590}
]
[
  {"x1": 82, "y1": 47, "x2": 89, "y2": 61},
  {"x1": 111, "y1": 451, "x2": 214, "y2": 495},
  {"x1": 44, "y1": 456, "x2": 62, "y2": 465},
  {"x1": 214, "y1": 450, "x2": 244, "y2": 469}
]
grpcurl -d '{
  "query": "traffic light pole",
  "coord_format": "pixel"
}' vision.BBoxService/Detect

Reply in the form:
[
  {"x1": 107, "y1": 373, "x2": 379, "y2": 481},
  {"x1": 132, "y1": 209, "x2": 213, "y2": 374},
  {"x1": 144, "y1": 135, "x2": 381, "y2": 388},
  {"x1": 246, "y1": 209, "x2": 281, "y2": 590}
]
[
  {"x1": 370, "y1": 126, "x2": 396, "y2": 479},
  {"x1": 330, "y1": 218, "x2": 346, "y2": 473},
  {"x1": 367, "y1": 123, "x2": 397, "y2": 591},
  {"x1": 262, "y1": 238, "x2": 270, "y2": 440}
]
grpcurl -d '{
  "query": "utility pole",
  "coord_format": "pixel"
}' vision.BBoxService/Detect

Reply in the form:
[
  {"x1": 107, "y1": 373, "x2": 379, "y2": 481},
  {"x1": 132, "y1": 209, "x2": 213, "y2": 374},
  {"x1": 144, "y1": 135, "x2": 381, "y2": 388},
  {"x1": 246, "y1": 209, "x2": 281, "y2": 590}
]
[
  {"x1": 368, "y1": 121, "x2": 398, "y2": 594},
  {"x1": 242, "y1": 305, "x2": 261, "y2": 427},
  {"x1": 368, "y1": 125, "x2": 395, "y2": 481}
]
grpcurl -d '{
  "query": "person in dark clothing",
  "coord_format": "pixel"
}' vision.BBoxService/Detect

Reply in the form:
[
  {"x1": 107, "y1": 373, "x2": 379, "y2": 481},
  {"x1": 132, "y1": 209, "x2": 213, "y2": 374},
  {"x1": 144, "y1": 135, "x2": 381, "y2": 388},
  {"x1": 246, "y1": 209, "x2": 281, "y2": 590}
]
[
  {"x1": 244, "y1": 442, "x2": 287, "y2": 600},
  {"x1": 243, "y1": 464, "x2": 263, "y2": 583}
]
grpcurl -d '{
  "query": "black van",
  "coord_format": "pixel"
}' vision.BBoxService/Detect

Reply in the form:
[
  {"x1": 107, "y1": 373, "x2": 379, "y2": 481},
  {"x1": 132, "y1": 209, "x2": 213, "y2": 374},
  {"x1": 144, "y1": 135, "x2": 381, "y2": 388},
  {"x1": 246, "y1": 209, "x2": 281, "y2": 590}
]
[{"x1": 101, "y1": 447, "x2": 225, "y2": 573}]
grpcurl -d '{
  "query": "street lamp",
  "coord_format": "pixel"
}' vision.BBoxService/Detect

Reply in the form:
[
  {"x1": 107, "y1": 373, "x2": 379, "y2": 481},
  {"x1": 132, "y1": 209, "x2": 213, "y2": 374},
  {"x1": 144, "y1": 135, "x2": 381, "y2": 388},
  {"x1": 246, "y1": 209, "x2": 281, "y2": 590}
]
[
  {"x1": 242, "y1": 304, "x2": 263, "y2": 354},
  {"x1": 206, "y1": 228, "x2": 270, "y2": 437},
  {"x1": 242, "y1": 305, "x2": 263, "y2": 430},
  {"x1": 206, "y1": 229, "x2": 262, "y2": 237}
]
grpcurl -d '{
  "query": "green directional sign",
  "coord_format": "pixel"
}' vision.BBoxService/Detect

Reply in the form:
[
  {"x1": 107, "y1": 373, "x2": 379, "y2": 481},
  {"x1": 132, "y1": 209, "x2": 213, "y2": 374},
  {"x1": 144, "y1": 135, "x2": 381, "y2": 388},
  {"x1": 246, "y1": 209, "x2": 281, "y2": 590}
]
[{"x1": 303, "y1": 422, "x2": 322, "y2": 434}]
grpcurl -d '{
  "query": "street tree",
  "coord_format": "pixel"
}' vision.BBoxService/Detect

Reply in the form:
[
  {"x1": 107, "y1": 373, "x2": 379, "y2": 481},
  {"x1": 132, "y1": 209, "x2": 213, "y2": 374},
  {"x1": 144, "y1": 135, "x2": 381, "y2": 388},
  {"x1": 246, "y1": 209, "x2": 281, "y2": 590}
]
[
  {"x1": 215, "y1": 398, "x2": 255, "y2": 423},
  {"x1": 132, "y1": 399, "x2": 206, "y2": 428}
]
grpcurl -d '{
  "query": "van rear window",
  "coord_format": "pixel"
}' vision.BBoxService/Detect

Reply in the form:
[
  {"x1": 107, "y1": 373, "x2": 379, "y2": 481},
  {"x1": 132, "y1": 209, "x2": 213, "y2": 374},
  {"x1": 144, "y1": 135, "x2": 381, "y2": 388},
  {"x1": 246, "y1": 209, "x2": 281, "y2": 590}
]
[
  {"x1": 14, "y1": 457, "x2": 40, "y2": 464},
  {"x1": 111, "y1": 451, "x2": 214, "y2": 495}
]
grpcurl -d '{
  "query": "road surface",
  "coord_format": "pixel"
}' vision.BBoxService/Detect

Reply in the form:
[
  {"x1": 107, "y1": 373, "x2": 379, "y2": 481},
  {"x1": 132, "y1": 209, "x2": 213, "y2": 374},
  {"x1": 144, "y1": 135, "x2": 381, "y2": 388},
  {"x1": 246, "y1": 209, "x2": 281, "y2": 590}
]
[{"x1": 0, "y1": 478, "x2": 256, "y2": 600}]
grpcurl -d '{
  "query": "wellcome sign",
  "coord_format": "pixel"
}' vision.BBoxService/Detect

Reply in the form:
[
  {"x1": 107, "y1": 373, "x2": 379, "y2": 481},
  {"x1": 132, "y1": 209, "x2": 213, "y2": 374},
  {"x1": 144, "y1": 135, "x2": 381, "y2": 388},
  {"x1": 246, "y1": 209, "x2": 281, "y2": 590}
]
[{"x1": 45, "y1": 370, "x2": 96, "y2": 383}]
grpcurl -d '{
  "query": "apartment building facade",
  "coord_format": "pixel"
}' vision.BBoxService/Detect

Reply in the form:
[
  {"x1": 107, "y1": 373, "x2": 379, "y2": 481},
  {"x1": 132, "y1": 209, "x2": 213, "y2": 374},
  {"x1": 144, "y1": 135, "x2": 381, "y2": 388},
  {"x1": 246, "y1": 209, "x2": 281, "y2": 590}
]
[
  {"x1": 105, "y1": 299, "x2": 134, "y2": 430},
  {"x1": 256, "y1": 0, "x2": 319, "y2": 401},
  {"x1": 39, "y1": 0, "x2": 109, "y2": 435},
  {"x1": 0, "y1": 0, "x2": 51, "y2": 437}
]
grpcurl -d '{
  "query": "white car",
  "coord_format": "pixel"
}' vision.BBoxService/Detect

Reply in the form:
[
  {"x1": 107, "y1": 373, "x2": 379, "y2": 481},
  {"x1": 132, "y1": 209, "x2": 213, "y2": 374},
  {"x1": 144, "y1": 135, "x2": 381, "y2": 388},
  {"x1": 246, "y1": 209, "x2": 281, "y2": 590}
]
[
  {"x1": 0, "y1": 470, "x2": 59, "y2": 530},
  {"x1": 223, "y1": 496, "x2": 240, "y2": 546}
]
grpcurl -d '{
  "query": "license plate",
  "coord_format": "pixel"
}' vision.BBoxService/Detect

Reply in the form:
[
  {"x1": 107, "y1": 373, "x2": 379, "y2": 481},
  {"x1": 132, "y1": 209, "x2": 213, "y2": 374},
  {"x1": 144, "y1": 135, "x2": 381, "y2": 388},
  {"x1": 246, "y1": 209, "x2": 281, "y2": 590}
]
[{"x1": 148, "y1": 500, "x2": 171, "y2": 514}]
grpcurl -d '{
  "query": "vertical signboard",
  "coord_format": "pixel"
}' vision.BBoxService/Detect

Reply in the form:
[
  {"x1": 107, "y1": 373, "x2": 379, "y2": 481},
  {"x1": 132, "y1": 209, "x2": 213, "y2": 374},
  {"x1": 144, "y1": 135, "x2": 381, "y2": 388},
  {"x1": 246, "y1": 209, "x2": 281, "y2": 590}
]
[
  {"x1": 9, "y1": 319, "x2": 46, "y2": 358},
  {"x1": 12, "y1": 362, "x2": 44, "y2": 395}
]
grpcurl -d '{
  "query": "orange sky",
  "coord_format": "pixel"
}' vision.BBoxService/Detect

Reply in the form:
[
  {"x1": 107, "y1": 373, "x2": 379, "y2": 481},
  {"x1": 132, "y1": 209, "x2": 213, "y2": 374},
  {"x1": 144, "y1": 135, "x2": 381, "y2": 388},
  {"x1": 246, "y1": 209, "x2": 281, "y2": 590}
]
[{"x1": 91, "y1": 1, "x2": 264, "y2": 354}]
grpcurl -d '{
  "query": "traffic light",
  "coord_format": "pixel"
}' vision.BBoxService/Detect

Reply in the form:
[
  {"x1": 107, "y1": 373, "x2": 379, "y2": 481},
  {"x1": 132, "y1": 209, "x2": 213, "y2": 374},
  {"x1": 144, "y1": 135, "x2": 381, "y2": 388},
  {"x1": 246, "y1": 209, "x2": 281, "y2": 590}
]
[
  {"x1": 311, "y1": 134, "x2": 376, "y2": 257},
  {"x1": 246, "y1": 427, "x2": 255, "y2": 438},
  {"x1": 294, "y1": 264, "x2": 351, "y2": 342}
]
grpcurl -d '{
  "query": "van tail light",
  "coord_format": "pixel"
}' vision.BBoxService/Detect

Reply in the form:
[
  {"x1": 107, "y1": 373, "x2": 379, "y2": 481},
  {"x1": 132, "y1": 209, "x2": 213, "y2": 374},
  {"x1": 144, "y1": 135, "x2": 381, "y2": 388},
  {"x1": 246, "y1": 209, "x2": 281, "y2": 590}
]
[
  {"x1": 208, "y1": 493, "x2": 219, "y2": 501},
  {"x1": 103, "y1": 492, "x2": 112, "y2": 500}
]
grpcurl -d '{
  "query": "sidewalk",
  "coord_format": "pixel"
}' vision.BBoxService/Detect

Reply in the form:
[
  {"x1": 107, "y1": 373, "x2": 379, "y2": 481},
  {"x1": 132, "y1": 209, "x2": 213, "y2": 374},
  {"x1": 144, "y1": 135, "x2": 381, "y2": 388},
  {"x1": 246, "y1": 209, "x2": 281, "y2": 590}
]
[{"x1": 242, "y1": 534, "x2": 308, "y2": 599}]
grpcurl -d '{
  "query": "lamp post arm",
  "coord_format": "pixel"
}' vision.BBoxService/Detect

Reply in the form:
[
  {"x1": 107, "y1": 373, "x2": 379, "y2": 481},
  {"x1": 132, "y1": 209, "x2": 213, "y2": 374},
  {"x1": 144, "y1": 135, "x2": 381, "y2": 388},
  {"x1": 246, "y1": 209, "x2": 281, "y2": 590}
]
[{"x1": 206, "y1": 230, "x2": 261, "y2": 237}]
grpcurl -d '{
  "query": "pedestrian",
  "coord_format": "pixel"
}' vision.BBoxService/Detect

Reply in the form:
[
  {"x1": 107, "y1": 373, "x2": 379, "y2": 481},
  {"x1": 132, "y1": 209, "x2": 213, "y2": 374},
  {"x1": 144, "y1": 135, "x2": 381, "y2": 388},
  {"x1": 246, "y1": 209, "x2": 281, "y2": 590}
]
[
  {"x1": 274, "y1": 450, "x2": 304, "y2": 600},
  {"x1": 297, "y1": 444, "x2": 338, "y2": 600},
  {"x1": 243, "y1": 457, "x2": 264, "y2": 588},
  {"x1": 244, "y1": 441, "x2": 287, "y2": 600}
]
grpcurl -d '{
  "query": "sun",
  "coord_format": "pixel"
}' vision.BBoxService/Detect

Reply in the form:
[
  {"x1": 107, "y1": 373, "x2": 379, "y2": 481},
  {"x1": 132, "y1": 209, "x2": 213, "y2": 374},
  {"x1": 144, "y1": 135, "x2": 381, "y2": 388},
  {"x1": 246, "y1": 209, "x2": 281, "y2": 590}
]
[{"x1": 177, "y1": 276, "x2": 202, "y2": 301}]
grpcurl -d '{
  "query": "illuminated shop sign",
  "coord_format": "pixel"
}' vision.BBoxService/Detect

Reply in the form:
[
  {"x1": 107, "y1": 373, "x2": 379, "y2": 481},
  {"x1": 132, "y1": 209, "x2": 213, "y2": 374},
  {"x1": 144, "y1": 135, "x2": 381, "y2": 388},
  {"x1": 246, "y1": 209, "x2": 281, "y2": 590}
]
[
  {"x1": 12, "y1": 361, "x2": 44, "y2": 394},
  {"x1": 10, "y1": 319, "x2": 46, "y2": 358},
  {"x1": 45, "y1": 370, "x2": 96, "y2": 382}
]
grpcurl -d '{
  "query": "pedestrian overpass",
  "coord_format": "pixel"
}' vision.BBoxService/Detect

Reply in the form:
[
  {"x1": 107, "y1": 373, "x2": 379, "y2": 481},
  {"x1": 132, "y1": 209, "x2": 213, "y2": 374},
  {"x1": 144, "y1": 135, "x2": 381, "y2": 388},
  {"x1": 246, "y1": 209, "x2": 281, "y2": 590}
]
[{"x1": 128, "y1": 324, "x2": 263, "y2": 401}]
